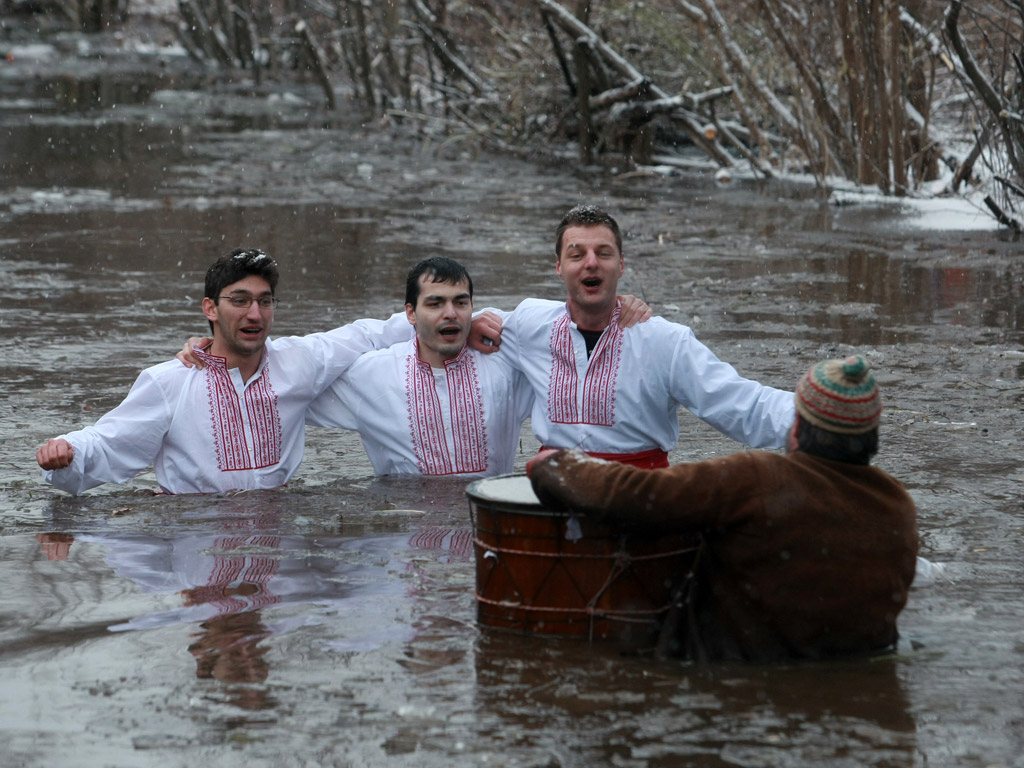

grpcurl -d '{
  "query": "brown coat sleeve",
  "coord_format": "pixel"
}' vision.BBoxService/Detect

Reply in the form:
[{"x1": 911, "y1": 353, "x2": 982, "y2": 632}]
[{"x1": 528, "y1": 449, "x2": 765, "y2": 531}]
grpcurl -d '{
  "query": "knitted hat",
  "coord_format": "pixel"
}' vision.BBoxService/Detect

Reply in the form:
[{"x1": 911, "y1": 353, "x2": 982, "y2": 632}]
[{"x1": 794, "y1": 354, "x2": 881, "y2": 434}]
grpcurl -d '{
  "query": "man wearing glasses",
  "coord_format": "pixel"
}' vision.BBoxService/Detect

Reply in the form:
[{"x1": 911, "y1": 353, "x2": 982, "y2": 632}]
[{"x1": 35, "y1": 248, "x2": 412, "y2": 494}]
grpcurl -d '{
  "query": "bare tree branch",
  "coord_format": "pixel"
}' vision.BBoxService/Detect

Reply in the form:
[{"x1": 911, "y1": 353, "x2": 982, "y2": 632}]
[{"x1": 536, "y1": 0, "x2": 734, "y2": 166}]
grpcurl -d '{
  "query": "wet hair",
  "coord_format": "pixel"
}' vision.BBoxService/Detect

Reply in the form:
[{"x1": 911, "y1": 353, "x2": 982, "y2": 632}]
[
  {"x1": 405, "y1": 257, "x2": 474, "y2": 307},
  {"x1": 205, "y1": 248, "x2": 279, "y2": 300},
  {"x1": 795, "y1": 415, "x2": 878, "y2": 465},
  {"x1": 204, "y1": 248, "x2": 279, "y2": 332},
  {"x1": 554, "y1": 204, "x2": 623, "y2": 258}
]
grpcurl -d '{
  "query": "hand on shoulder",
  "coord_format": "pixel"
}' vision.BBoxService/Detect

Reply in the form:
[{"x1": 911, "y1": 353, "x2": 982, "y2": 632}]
[
  {"x1": 176, "y1": 337, "x2": 213, "y2": 369},
  {"x1": 469, "y1": 311, "x2": 503, "y2": 353},
  {"x1": 617, "y1": 295, "x2": 652, "y2": 328}
]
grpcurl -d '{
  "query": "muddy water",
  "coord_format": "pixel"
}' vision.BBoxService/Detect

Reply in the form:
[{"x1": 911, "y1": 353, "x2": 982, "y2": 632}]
[{"x1": 2, "y1": 23, "x2": 1024, "y2": 768}]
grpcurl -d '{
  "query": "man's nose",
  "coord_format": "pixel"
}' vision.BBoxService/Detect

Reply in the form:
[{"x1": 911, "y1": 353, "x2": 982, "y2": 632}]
[
  {"x1": 582, "y1": 250, "x2": 600, "y2": 267},
  {"x1": 246, "y1": 301, "x2": 263, "y2": 319}
]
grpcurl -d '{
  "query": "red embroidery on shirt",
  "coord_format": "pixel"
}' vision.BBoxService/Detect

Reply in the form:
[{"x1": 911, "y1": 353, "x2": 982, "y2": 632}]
[
  {"x1": 547, "y1": 314, "x2": 579, "y2": 423},
  {"x1": 243, "y1": 371, "x2": 283, "y2": 468},
  {"x1": 202, "y1": 354, "x2": 283, "y2": 472},
  {"x1": 582, "y1": 321, "x2": 623, "y2": 425},
  {"x1": 405, "y1": 344, "x2": 488, "y2": 475},
  {"x1": 546, "y1": 307, "x2": 623, "y2": 426}
]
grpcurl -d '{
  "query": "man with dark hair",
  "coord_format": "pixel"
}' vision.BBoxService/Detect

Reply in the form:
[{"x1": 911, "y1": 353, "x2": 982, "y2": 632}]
[
  {"x1": 403, "y1": 256, "x2": 473, "y2": 307},
  {"x1": 527, "y1": 355, "x2": 919, "y2": 662},
  {"x1": 175, "y1": 254, "x2": 650, "y2": 477},
  {"x1": 306, "y1": 257, "x2": 533, "y2": 476},
  {"x1": 36, "y1": 248, "x2": 412, "y2": 494},
  {"x1": 202, "y1": 246, "x2": 280, "y2": 331},
  {"x1": 487, "y1": 204, "x2": 795, "y2": 468}
]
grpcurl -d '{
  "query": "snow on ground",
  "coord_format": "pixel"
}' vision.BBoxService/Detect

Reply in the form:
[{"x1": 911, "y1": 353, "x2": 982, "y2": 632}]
[{"x1": 830, "y1": 188, "x2": 1002, "y2": 231}]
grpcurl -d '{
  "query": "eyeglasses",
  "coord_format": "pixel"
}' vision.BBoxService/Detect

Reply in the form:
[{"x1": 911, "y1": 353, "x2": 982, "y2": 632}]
[{"x1": 218, "y1": 295, "x2": 279, "y2": 309}]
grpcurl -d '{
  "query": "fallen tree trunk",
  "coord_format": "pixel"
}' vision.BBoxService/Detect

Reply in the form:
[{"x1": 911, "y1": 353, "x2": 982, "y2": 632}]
[{"x1": 537, "y1": 0, "x2": 734, "y2": 167}]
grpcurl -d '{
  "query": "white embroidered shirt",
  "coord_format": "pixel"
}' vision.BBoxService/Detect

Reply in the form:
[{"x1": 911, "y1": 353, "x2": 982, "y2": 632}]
[
  {"x1": 496, "y1": 298, "x2": 795, "y2": 453},
  {"x1": 43, "y1": 314, "x2": 412, "y2": 494},
  {"x1": 306, "y1": 339, "x2": 533, "y2": 476}
]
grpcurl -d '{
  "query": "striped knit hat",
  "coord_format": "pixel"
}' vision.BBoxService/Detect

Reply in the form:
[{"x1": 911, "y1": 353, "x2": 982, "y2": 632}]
[{"x1": 794, "y1": 355, "x2": 881, "y2": 434}]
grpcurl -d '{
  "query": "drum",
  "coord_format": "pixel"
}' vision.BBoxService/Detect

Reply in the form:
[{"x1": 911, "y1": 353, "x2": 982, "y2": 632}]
[{"x1": 467, "y1": 474, "x2": 699, "y2": 643}]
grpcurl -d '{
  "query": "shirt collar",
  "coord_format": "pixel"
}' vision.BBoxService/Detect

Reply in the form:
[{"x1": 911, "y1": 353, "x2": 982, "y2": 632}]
[
  {"x1": 411, "y1": 338, "x2": 472, "y2": 371},
  {"x1": 193, "y1": 344, "x2": 269, "y2": 376}
]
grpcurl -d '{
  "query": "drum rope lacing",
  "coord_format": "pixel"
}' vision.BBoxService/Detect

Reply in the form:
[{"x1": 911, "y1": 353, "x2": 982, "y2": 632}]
[
  {"x1": 471, "y1": 536, "x2": 699, "y2": 562},
  {"x1": 472, "y1": 536, "x2": 701, "y2": 622}
]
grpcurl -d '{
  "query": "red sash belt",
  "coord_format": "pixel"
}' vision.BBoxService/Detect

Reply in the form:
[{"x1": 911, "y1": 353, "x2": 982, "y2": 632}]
[{"x1": 541, "y1": 446, "x2": 669, "y2": 469}]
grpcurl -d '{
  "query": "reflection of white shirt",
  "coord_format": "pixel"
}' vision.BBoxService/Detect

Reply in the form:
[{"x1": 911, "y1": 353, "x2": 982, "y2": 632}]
[
  {"x1": 73, "y1": 530, "x2": 411, "y2": 640},
  {"x1": 43, "y1": 315, "x2": 412, "y2": 494},
  {"x1": 307, "y1": 340, "x2": 533, "y2": 476},
  {"x1": 497, "y1": 299, "x2": 795, "y2": 453}
]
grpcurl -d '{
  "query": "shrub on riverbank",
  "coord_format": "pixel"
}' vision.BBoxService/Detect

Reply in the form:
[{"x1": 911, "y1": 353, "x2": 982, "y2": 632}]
[{"x1": 11, "y1": 0, "x2": 1024, "y2": 229}]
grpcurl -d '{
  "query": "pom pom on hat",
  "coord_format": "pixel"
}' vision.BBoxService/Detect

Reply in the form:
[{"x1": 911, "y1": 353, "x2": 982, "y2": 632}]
[{"x1": 794, "y1": 354, "x2": 881, "y2": 434}]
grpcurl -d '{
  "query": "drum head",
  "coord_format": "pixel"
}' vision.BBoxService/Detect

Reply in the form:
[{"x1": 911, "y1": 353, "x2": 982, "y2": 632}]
[{"x1": 465, "y1": 473, "x2": 540, "y2": 511}]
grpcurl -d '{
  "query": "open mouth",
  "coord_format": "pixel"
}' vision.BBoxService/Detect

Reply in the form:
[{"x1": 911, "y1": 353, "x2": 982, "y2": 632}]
[
  {"x1": 582, "y1": 277, "x2": 602, "y2": 288},
  {"x1": 239, "y1": 326, "x2": 263, "y2": 337},
  {"x1": 438, "y1": 326, "x2": 461, "y2": 342}
]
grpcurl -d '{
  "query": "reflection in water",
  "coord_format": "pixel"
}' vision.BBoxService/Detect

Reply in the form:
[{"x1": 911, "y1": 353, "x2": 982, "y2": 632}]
[
  {"x1": 36, "y1": 506, "x2": 419, "y2": 710},
  {"x1": 189, "y1": 610, "x2": 273, "y2": 711},
  {"x1": 46, "y1": 75, "x2": 164, "y2": 112},
  {"x1": 664, "y1": 243, "x2": 1024, "y2": 347},
  {"x1": 36, "y1": 532, "x2": 74, "y2": 561},
  {"x1": 33, "y1": 492, "x2": 477, "y2": 714},
  {"x1": 177, "y1": 527, "x2": 281, "y2": 712},
  {"x1": 472, "y1": 631, "x2": 918, "y2": 766},
  {"x1": 691, "y1": 661, "x2": 918, "y2": 764},
  {"x1": 408, "y1": 527, "x2": 473, "y2": 562}
]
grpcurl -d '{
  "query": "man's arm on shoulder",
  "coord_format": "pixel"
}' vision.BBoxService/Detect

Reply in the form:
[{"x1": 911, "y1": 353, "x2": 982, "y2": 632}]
[
  {"x1": 306, "y1": 370, "x2": 361, "y2": 430},
  {"x1": 38, "y1": 367, "x2": 176, "y2": 494},
  {"x1": 474, "y1": 295, "x2": 651, "y2": 353},
  {"x1": 297, "y1": 311, "x2": 415, "y2": 394},
  {"x1": 174, "y1": 313, "x2": 414, "y2": 372}
]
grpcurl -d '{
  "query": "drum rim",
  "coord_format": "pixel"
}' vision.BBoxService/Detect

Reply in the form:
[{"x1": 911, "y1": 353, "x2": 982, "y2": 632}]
[{"x1": 465, "y1": 472, "x2": 544, "y2": 512}]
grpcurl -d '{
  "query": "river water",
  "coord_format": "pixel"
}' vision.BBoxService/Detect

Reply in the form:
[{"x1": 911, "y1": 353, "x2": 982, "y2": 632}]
[{"x1": 1, "y1": 18, "x2": 1023, "y2": 768}]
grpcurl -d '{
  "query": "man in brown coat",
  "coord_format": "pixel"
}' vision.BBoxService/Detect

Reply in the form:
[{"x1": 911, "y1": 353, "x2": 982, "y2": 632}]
[{"x1": 528, "y1": 354, "x2": 918, "y2": 662}]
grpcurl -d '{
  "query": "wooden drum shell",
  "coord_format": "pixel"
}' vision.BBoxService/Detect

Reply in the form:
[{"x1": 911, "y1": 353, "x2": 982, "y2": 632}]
[{"x1": 467, "y1": 474, "x2": 698, "y2": 643}]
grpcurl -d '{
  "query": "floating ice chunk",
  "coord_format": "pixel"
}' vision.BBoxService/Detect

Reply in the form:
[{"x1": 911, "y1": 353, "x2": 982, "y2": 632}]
[
  {"x1": 6, "y1": 44, "x2": 58, "y2": 61},
  {"x1": 912, "y1": 556, "x2": 948, "y2": 588}
]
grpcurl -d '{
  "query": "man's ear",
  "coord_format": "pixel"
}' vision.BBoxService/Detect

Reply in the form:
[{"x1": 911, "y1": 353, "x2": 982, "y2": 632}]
[
  {"x1": 202, "y1": 297, "x2": 218, "y2": 324},
  {"x1": 404, "y1": 303, "x2": 416, "y2": 326},
  {"x1": 555, "y1": 255, "x2": 562, "y2": 278},
  {"x1": 787, "y1": 415, "x2": 800, "y2": 454}
]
